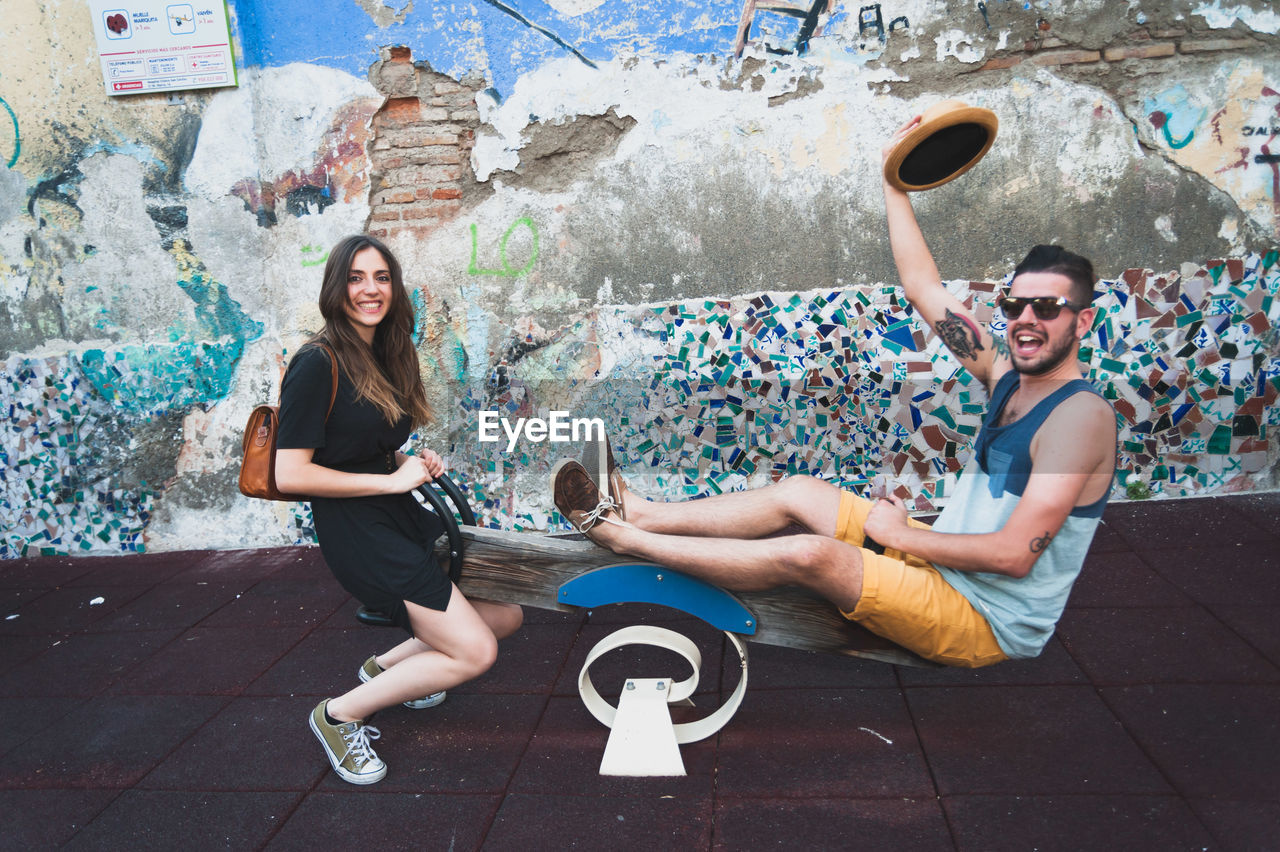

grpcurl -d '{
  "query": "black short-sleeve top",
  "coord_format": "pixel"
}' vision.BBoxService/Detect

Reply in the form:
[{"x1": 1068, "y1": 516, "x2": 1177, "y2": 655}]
[{"x1": 277, "y1": 344, "x2": 411, "y2": 475}]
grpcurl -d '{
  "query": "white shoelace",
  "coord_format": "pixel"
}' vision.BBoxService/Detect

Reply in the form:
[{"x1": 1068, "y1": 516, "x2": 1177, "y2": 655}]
[
  {"x1": 576, "y1": 496, "x2": 634, "y2": 531},
  {"x1": 342, "y1": 724, "x2": 381, "y2": 767}
]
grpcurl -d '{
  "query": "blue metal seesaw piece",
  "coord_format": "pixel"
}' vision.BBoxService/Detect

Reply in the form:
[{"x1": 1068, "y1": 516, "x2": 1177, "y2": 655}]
[{"x1": 558, "y1": 563, "x2": 758, "y2": 635}]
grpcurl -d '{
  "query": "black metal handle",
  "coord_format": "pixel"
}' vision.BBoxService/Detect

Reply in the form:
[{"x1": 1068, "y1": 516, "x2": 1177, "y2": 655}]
[
  {"x1": 433, "y1": 472, "x2": 477, "y2": 527},
  {"x1": 417, "y1": 482, "x2": 463, "y2": 584}
]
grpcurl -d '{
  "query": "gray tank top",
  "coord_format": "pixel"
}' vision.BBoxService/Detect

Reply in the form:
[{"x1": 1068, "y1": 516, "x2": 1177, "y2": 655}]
[{"x1": 931, "y1": 371, "x2": 1114, "y2": 659}]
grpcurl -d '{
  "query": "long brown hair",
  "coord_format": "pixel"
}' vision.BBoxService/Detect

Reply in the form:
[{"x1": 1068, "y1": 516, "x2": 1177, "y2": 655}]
[{"x1": 310, "y1": 234, "x2": 432, "y2": 428}]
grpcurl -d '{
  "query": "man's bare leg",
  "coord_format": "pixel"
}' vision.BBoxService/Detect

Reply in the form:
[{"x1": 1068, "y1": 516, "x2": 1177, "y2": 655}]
[
  {"x1": 619, "y1": 474, "x2": 844, "y2": 540},
  {"x1": 587, "y1": 520, "x2": 865, "y2": 613}
]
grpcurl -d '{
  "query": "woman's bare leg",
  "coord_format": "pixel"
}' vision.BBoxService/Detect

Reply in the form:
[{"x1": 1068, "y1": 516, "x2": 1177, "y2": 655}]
[
  {"x1": 374, "y1": 599, "x2": 522, "y2": 668},
  {"x1": 329, "y1": 588, "x2": 510, "y2": 721}
]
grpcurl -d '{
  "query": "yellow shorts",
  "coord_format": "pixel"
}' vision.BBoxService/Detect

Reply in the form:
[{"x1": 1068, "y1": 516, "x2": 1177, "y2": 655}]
[{"x1": 835, "y1": 491, "x2": 1007, "y2": 668}]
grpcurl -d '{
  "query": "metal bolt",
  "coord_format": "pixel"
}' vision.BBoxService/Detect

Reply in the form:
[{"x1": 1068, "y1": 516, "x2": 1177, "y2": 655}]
[
  {"x1": 625, "y1": 681, "x2": 635, "y2": 690},
  {"x1": 656, "y1": 574, "x2": 663, "y2": 581},
  {"x1": 657, "y1": 681, "x2": 666, "y2": 690},
  {"x1": 745, "y1": 620, "x2": 753, "y2": 627}
]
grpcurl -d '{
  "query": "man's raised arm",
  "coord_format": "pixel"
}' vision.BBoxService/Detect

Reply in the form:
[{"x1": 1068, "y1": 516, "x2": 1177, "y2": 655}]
[{"x1": 881, "y1": 118, "x2": 1008, "y2": 390}]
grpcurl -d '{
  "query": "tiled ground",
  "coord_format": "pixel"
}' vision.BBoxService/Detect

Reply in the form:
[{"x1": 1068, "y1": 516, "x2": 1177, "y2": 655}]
[{"x1": 1, "y1": 493, "x2": 1277, "y2": 850}]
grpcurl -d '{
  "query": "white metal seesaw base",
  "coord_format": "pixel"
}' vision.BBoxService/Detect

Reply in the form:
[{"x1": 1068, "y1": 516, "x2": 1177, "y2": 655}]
[{"x1": 577, "y1": 624, "x2": 750, "y2": 777}]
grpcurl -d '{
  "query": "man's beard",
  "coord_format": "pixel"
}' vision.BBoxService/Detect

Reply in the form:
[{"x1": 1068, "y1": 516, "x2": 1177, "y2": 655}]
[{"x1": 1011, "y1": 328, "x2": 1077, "y2": 376}]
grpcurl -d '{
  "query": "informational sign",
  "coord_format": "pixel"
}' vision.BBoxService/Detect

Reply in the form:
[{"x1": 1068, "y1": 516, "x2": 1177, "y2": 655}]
[{"x1": 89, "y1": 0, "x2": 237, "y2": 96}]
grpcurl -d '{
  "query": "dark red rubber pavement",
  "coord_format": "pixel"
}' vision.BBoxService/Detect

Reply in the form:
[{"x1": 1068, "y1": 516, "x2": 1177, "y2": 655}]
[{"x1": 2, "y1": 493, "x2": 1277, "y2": 849}]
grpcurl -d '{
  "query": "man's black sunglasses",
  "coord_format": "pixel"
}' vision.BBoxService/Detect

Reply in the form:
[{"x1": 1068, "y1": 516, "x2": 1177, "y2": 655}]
[{"x1": 997, "y1": 295, "x2": 1088, "y2": 321}]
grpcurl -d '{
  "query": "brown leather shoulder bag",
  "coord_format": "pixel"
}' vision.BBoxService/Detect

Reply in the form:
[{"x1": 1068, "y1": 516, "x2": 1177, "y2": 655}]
[{"x1": 238, "y1": 344, "x2": 338, "y2": 501}]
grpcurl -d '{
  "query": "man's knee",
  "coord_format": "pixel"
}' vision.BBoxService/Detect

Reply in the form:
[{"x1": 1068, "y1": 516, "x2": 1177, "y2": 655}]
[
  {"x1": 775, "y1": 475, "x2": 843, "y2": 527},
  {"x1": 776, "y1": 533, "x2": 842, "y2": 576},
  {"x1": 777, "y1": 534, "x2": 862, "y2": 607}
]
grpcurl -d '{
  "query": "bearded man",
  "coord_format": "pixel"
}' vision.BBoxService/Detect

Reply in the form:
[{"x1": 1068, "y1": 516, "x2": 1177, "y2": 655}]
[{"x1": 552, "y1": 117, "x2": 1117, "y2": 667}]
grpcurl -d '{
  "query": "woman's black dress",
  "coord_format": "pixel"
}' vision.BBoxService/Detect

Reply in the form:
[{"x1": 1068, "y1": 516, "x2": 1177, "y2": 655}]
[{"x1": 277, "y1": 344, "x2": 450, "y2": 632}]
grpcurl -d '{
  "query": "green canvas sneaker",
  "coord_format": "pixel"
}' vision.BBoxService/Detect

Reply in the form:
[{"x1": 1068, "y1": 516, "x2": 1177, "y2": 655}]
[
  {"x1": 308, "y1": 700, "x2": 387, "y2": 785},
  {"x1": 358, "y1": 655, "x2": 447, "y2": 709}
]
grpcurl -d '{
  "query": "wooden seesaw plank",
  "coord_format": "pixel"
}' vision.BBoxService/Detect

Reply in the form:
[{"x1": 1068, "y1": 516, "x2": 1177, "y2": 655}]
[{"x1": 447, "y1": 527, "x2": 939, "y2": 668}]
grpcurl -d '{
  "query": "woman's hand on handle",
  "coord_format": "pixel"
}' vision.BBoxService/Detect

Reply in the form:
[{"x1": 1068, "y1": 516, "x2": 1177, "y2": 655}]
[
  {"x1": 388, "y1": 453, "x2": 436, "y2": 493},
  {"x1": 387, "y1": 450, "x2": 446, "y2": 493}
]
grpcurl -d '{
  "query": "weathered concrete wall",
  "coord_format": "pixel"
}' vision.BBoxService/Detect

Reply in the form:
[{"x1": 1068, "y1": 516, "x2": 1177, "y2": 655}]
[{"x1": 1, "y1": 0, "x2": 1276, "y2": 556}]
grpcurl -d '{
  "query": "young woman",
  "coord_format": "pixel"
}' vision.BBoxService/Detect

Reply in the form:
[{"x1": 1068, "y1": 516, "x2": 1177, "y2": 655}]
[{"x1": 276, "y1": 234, "x2": 523, "y2": 785}]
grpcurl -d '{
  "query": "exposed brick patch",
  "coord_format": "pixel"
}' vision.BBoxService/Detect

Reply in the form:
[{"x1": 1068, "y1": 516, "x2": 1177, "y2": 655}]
[
  {"x1": 1180, "y1": 38, "x2": 1255, "y2": 53},
  {"x1": 365, "y1": 47, "x2": 485, "y2": 239},
  {"x1": 400, "y1": 200, "x2": 462, "y2": 220},
  {"x1": 374, "y1": 189, "x2": 415, "y2": 205},
  {"x1": 380, "y1": 98, "x2": 423, "y2": 128},
  {"x1": 980, "y1": 55, "x2": 1023, "y2": 71},
  {"x1": 1028, "y1": 49, "x2": 1103, "y2": 67},
  {"x1": 973, "y1": 27, "x2": 1265, "y2": 77},
  {"x1": 1103, "y1": 43, "x2": 1176, "y2": 61}
]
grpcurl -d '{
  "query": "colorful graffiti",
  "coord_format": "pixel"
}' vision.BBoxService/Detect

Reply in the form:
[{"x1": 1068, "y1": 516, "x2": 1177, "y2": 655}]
[
  {"x1": 734, "y1": 0, "x2": 841, "y2": 57},
  {"x1": 1142, "y1": 66, "x2": 1280, "y2": 238},
  {"x1": 5, "y1": 0, "x2": 1280, "y2": 560},
  {"x1": 1, "y1": 235, "x2": 262, "y2": 557},
  {"x1": 1146, "y1": 85, "x2": 1203, "y2": 150}
]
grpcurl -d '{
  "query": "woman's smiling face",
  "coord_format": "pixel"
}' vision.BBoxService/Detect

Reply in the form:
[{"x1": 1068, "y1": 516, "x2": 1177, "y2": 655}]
[{"x1": 344, "y1": 246, "x2": 393, "y2": 343}]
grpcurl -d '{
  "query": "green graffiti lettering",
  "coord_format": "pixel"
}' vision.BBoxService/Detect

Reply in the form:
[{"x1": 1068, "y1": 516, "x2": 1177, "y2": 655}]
[
  {"x1": 300, "y1": 244, "x2": 329, "y2": 267},
  {"x1": 468, "y1": 217, "x2": 539, "y2": 277}
]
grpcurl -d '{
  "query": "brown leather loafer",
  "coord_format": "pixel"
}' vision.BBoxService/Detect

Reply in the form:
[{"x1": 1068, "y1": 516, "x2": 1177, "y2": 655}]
[{"x1": 552, "y1": 459, "x2": 625, "y2": 532}]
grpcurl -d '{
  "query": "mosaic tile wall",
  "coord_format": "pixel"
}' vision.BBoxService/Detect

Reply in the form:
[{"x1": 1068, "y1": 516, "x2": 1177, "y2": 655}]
[
  {"x1": 2, "y1": 254, "x2": 1276, "y2": 554},
  {"x1": 451, "y1": 252, "x2": 1279, "y2": 531},
  {"x1": 2, "y1": 355, "x2": 154, "y2": 557}
]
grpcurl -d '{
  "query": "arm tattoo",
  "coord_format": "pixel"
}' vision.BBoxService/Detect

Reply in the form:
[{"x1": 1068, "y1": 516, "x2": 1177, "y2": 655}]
[
  {"x1": 1030, "y1": 531, "x2": 1053, "y2": 553},
  {"x1": 935, "y1": 309, "x2": 985, "y2": 361},
  {"x1": 992, "y1": 336, "x2": 1009, "y2": 360}
]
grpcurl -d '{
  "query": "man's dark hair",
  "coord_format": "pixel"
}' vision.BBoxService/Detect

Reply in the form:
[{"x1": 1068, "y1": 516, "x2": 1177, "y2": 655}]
[{"x1": 1013, "y1": 245, "x2": 1096, "y2": 306}]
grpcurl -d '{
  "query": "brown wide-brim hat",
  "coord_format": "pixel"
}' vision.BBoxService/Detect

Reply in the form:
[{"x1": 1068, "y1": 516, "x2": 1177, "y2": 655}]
[{"x1": 883, "y1": 100, "x2": 999, "y2": 192}]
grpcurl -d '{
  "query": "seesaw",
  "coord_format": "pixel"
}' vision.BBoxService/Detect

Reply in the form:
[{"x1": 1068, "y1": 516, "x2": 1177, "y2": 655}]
[{"x1": 361, "y1": 475, "x2": 937, "y2": 775}]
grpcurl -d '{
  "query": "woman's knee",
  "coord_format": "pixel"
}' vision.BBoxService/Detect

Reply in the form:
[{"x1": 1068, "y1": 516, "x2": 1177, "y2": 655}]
[
  {"x1": 495, "y1": 603, "x2": 523, "y2": 637},
  {"x1": 469, "y1": 633, "x2": 500, "y2": 674},
  {"x1": 446, "y1": 625, "x2": 498, "y2": 676}
]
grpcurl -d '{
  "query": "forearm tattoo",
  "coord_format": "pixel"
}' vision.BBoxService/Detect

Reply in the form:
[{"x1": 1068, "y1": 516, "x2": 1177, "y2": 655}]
[
  {"x1": 991, "y1": 336, "x2": 1009, "y2": 359},
  {"x1": 1030, "y1": 531, "x2": 1053, "y2": 553},
  {"x1": 935, "y1": 309, "x2": 985, "y2": 361}
]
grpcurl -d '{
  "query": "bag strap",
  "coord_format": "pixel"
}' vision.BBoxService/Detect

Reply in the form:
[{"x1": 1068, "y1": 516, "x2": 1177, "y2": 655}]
[{"x1": 279, "y1": 342, "x2": 340, "y2": 422}]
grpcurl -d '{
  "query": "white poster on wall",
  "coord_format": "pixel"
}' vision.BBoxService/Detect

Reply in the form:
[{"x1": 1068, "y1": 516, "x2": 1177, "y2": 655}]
[{"x1": 88, "y1": 0, "x2": 237, "y2": 96}]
